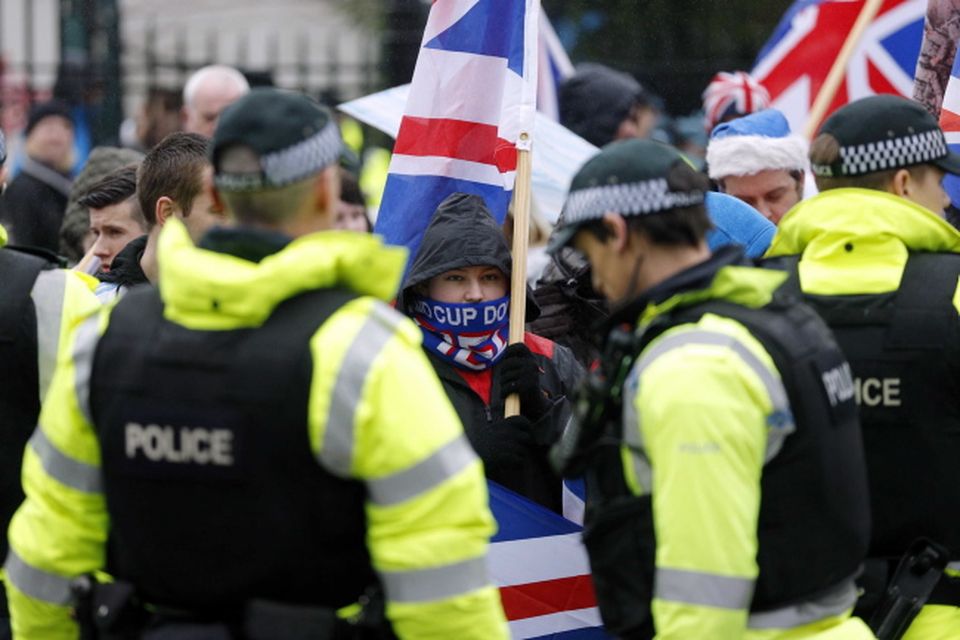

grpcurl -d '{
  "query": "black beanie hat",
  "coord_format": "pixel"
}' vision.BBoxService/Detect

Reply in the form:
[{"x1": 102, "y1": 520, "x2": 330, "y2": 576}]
[{"x1": 25, "y1": 100, "x2": 73, "y2": 136}]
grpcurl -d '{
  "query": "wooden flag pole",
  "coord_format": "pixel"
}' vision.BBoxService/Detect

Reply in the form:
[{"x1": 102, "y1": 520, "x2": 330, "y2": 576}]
[
  {"x1": 803, "y1": 0, "x2": 885, "y2": 140},
  {"x1": 505, "y1": 134, "x2": 533, "y2": 418}
]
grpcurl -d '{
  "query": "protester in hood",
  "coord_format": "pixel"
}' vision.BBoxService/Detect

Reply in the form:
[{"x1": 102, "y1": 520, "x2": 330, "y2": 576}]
[
  {"x1": 398, "y1": 193, "x2": 584, "y2": 513},
  {"x1": 707, "y1": 109, "x2": 808, "y2": 224},
  {"x1": 0, "y1": 101, "x2": 75, "y2": 252},
  {"x1": 702, "y1": 70, "x2": 771, "y2": 133},
  {"x1": 559, "y1": 63, "x2": 659, "y2": 147}
]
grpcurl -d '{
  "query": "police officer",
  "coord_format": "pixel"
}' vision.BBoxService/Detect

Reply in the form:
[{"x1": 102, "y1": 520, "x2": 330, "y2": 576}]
[
  {"x1": 0, "y1": 131, "x2": 100, "y2": 639},
  {"x1": 549, "y1": 139, "x2": 874, "y2": 639},
  {"x1": 765, "y1": 95, "x2": 960, "y2": 638},
  {"x1": 4, "y1": 89, "x2": 508, "y2": 639}
]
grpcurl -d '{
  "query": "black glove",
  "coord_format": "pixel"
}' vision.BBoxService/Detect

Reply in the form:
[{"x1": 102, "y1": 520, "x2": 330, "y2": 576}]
[
  {"x1": 498, "y1": 343, "x2": 548, "y2": 419},
  {"x1": 466, "y1": 416, "x2": 535, "y2": 470}
]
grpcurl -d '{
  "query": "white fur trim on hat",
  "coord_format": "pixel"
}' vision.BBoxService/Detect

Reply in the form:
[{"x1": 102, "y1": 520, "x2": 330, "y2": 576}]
[{"x1": 707, "y1": 134, "x2": 808, "y2": 180}]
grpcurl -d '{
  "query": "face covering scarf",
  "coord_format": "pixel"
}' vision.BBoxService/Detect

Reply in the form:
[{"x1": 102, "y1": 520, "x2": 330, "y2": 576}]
[{"x1": 411, "y1": 296, "x2": 510, "y2": 371}]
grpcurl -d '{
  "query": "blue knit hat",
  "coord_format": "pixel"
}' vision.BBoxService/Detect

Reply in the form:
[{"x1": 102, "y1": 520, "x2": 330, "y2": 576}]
[
  {"x1": 706, "y1": 109, "x2": 807, "y2": 180},
  {"x1": 705, "y1": 192, "x2": 775, "y2": 258}
]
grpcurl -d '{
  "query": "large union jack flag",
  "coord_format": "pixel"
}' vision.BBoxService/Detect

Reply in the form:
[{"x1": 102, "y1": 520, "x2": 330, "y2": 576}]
[
  {"x1": 374, "y1": 0, "x2": 539, "y2": 265},
  {"x1": 752, "y1": 0, "x2": 925, "y2": 135},
  {"x1": 489, "y1": 482, "x2": 608, "y2": 640}
]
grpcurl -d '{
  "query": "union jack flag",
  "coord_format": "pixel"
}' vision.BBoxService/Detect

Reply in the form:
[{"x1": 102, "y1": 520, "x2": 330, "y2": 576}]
[
  {"x1": 489, "y1": 482, "x2": 608, "y2": 640},
  {"x1": 752, "y1": 0, "x2": 925, "y2": 135},
  {"x1": 374, "y1": 0, "x2": 540, "y2": 264}
]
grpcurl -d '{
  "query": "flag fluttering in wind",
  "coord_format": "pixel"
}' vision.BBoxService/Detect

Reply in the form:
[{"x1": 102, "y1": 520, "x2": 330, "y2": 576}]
[
  {"x1": 374, "y1": 0, "x2": 540, "y2": 266},
  {"x1": 753, "y1": 0, "x2": 925, "y2": 135}
]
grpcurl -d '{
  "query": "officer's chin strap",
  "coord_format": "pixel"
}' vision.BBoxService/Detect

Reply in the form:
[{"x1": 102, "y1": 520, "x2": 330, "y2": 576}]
[{"x1": 617, "y1": 251, "x2": 646, "y2": 308}]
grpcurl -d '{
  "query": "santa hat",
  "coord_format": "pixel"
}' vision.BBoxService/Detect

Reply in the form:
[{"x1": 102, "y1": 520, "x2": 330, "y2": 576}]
[{"x1": 706, "y1": 109, "x2": 808, "y2": 180}]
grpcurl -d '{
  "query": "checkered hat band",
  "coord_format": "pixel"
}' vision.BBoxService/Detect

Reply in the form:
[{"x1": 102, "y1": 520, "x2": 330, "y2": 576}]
[
  {"x1": 812, "y1": 129, "x2": 947, "y2": 177},
  {"x1": 216, "y1": 120, "x2": 342, "y2": 191},
  {"x1": 563, "y1": 178, "x2": 705, "y2": 224}
]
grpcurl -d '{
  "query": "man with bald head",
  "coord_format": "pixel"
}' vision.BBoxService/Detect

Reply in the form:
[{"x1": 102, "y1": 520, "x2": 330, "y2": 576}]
[{"x1": 181, "y1": 64, "x2": 250, "y2": 137}]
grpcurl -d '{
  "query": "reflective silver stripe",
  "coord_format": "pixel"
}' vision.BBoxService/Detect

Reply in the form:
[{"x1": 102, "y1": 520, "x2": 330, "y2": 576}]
[
  {"x1": 622, "y1": 365, "x2": 653, "y2": 494},
  {"x1": 655, "y1": 567, "x2": 754, "y2": 610},
  {"x1": 73, "y1": 314, "x2": 102, "y2": 425},
  {"x1": 748, "y1": 578, "x2": 858, "y2": 629},
  {"x1": 30, "y1": 269, "x2": 67, "y2": 400},
  {"x1": 635, "y1": 329, "x2": 795, "y2": 463},
  {"x1": 948, "y1": 562, "x2": 960, "y2": 572},
  {"x1": 368, "y1": 435, "x2": 476, "y2": 506},
  {"x1": 29, "y1": 426, "x2": 103, "y2": 494},
  {"x1": 4, "y1": 548, "x2": 73, "y2": 606},
  {"x1": 380, "y1": 556, "x2": 489, "y2": 603},
  {"x1": 319, "y1": 303, "x2": 401, "y2": 477}
]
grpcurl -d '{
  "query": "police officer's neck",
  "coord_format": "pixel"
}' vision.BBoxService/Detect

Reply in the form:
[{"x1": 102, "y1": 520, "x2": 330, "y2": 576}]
[{"x1": 623, "y1": 241, "x2": 711, "y2": 302}]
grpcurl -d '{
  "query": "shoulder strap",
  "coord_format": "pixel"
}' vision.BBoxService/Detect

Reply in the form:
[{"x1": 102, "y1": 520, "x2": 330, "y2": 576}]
[
  {"x1": 896, "y1": 253, "x2": 960, "y2": 310},
  {"x1": 885, "y1": 253, "x2": 960, "y2": 351}
]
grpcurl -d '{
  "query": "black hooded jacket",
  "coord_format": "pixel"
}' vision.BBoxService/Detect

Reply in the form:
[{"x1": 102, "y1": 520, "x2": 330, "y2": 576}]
[{"x1": 400, "y1": 194, "x2": 584, "y2": 513}]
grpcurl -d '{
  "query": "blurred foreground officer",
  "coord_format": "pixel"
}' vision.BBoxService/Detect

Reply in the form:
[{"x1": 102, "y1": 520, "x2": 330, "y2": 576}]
[
  {"x1": 0, "y1": 131, "x2": 100, "y2": 638},
  {"x1": 765, "y1": 95, "x2": 960, "y2": 639},
  {"x1": 549, "y1": 139, "x2": 874, "y2": 639},
  {"x1": 5, "y1": 89, "x2": 508, "y2": 640}
]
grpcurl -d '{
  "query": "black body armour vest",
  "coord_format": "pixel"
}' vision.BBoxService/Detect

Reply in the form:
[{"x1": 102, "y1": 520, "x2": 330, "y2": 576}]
[
  {"x1": 583, "y1": 294, "x2": 871, "y2": 639},
  {"x1": 90, "y1": 286, "x2": 377, "y2": 614},
  {"x1": 0, "y1": 248, "x2": 54, "y2": 566},
  {"x1": 769, "y1": 253, "x2": 960, "y2": 560}
]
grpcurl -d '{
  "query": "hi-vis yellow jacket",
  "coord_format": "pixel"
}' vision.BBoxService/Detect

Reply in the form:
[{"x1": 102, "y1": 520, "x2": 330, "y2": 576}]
[
  {"x1": 767, "y1": 188, "x2": 960, "y2": 639},
  {"x1": 766, "y1": 187, "x2": 960, "y2": 296},
  {"x1": 625, "y1": 262, "x2": 874, "y2": 640},
  {"x1": 4, "y1": 219, "x2": 509, "y2": 640}
]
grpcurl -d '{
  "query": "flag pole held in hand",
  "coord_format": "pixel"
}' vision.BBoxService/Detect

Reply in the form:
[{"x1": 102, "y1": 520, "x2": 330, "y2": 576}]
[{"x1": 506, "y1": 133, "x2": 533, "y2": 418}]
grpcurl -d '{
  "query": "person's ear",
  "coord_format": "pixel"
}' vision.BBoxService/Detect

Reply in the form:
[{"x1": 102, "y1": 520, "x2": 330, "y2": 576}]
[
  {"x1": 154, "y1": 196, "x2": 176, "y2": 227},
  {"x1": 890, "y1": 168, "x2": 911, "y2": 198},
  {"x1": 313, "y1": 165, "x2": 340, "y2": 221},
  {"x1": 601, "y1": 212, "x2": 630, "y2": 252}
]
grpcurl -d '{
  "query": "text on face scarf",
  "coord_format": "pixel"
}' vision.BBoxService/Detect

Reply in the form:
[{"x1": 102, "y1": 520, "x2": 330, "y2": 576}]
[{"x1": 411, "y1": 296, "x2": 510, "y2": 371}]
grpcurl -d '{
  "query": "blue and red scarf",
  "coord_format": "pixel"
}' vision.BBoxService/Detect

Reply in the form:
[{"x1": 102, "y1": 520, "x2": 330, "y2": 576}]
[{"x1": 411, "y1": 296, "x2": 510, "y2": 371}]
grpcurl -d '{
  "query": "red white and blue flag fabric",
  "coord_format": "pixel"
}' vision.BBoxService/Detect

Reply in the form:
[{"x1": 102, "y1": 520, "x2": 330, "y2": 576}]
[
  {"x1": 752, "y1": 0, "x2": 925, "y2": 135},
  {"x1": 374, "y1": 0, "x2": 540, "y2": 264},
  {"x1": 938, "y1": 52, "x2": 960, "y2": 206},
  {"x1": 488, "y1": 482, "x2": 608, "y2": 639}
]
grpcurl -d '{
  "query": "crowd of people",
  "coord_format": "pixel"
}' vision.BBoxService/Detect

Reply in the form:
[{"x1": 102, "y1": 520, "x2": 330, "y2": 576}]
[{"x1": 0, "y1": 56, "x2": 959, "y2": 640}]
